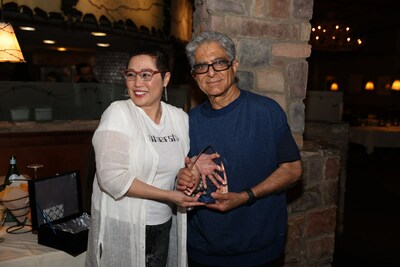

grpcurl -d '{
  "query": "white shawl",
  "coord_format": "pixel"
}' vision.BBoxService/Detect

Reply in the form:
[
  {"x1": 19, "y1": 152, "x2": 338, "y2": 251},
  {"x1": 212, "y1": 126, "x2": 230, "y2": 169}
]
[{"x1": 85, "y1": 100, "x2": 189, "y2": 266}]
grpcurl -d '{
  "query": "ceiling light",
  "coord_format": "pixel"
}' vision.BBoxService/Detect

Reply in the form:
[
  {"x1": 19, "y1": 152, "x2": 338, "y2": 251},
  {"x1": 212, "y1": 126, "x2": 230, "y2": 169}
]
[
  {"x1": 43, "y1": 40, "x2": 56, "y2": 44},
  {"x1": 57, "y1": 47, "x2": 67, "y2": 51},
  {"x1": 19, "y1": 26, "x2": 35, "y2": 31},
  {"x1": 97, "y1": 43, "x2": 110, "y2": 47},
  {"x1": 91, "y1": 32, "x2": 107, "y2": 37}
]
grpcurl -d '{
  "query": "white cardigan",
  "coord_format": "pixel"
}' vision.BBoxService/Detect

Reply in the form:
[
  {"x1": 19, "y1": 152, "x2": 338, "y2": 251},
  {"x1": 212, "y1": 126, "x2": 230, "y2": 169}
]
[{"x1": 85, "y1": 100, "x2": 189, "y2": 267}]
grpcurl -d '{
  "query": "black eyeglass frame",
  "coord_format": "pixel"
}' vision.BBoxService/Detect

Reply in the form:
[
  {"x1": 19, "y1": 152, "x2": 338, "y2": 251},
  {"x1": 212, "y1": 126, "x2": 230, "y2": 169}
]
[{"x1": 191, "y1": 59, "x2": 234, "y2": 75}]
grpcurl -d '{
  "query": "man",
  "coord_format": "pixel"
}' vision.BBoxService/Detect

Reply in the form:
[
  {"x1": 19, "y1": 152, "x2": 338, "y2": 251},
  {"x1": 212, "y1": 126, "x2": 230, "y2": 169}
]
[
  {"x1": 177, "y1": 31, "x2": 302, "y2": 267},
  {"x1": 75, "y1": 62, "x2": 98, "y2": 83}
]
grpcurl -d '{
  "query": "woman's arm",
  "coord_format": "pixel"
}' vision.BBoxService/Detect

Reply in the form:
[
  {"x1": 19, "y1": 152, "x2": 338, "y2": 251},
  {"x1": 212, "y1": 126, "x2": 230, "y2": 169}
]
[{"x1": 125, "y1": 179, "x2": 205, "y2": 208}]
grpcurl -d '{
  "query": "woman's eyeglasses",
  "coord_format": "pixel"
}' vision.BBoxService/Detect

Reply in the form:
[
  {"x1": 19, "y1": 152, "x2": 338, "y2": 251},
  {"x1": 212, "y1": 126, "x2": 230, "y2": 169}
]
[{"x1": 122, "y1": 69, "x2": 165, "y2": 81}]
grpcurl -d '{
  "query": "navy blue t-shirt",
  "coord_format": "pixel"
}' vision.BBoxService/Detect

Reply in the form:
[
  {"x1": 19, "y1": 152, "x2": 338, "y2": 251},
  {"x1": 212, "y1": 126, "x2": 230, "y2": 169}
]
[{"x1": 187, "y1": 89, "x2": 300, "y2": 266}]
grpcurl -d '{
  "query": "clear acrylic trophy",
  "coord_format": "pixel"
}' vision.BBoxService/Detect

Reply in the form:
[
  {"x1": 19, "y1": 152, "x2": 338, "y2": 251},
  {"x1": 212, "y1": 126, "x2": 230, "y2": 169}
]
[{"x1": 185, "y1": 145, "x2": 228, "y2": 204}]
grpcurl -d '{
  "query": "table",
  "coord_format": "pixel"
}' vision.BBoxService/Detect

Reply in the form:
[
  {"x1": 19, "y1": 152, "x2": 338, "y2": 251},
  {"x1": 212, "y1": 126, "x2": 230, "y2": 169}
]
[
  {"x1": 0, "y1": 223, "x2": 85, "y2": 267},
  {"x1": 349, "y1": 126, "x2": 400, "y2": 154}
]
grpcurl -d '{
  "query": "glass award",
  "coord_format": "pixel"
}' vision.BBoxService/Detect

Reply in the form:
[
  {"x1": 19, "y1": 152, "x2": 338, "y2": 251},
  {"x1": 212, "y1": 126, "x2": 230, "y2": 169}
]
[{"x1": 185, "y1": 145, "x2": 228, "y2": 204}]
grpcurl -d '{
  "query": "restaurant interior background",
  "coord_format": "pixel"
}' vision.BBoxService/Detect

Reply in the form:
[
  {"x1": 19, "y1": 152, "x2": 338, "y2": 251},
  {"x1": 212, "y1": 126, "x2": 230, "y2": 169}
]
[
  {"x1": 0, "y1": 0, "x2": 196, "y2": 205},
  {"x1": 1, "y1": 0, "x2": 400, "y2": 265},
  {"x1": 308, "y1": 0, "x2": 400, "y2": 126},
  {"x1": 308, "y1": 1, "x2": 400, "y2": 266},
  {"x1": 0, "y1": 0, "x2": 195, "y2": 122},
  {"x1": 0, "y1": 0, "x2": 399, "y2": 124}
]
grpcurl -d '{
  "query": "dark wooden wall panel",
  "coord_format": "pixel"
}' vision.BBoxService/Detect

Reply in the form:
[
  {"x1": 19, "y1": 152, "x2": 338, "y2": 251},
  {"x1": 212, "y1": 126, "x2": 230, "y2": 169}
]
[{"x1": 0, "y1": 131, "x2": 94, "y2": 210}]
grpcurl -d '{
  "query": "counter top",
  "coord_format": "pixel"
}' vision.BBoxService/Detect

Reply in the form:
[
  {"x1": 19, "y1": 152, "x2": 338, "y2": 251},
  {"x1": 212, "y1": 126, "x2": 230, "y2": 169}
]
[{"x1": 0, "y1": 120, "x2": 99, "y2": 133}]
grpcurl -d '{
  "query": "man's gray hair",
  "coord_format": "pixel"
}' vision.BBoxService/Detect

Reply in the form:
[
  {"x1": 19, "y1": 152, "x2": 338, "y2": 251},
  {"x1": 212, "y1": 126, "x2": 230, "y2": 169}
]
[{"x1": 185, "y1": 31, "x2": 236, "y2": 67}]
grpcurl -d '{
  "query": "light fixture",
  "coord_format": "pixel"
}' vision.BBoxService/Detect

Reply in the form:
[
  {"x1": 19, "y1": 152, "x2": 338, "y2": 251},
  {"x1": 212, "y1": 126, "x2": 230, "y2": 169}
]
[
  {"x1": 91, "y1": 31, "x2": 107, "y2": 37},
  {"x1": 19, "y1": 26, "x2": 35, "y2": 31},
  {"x1": 96, "y1": 43, "x2": 110, "y2": 47},
  {"x1": 364, "y1": 81, "x2": 375, "y2": 91},
  {"x1": 310, "y1": 22, "x2": 364, "y2": 52},
  {"x1": 0, "y1": 0, "x2": 25, "y2": 63},
  {"x1": 43, "y1": 39, "x2": 56, "y2": 44},
  {"x1": 391, "y1": 79, "x2": 400, "y2": 91},
  {"x1": 330, "y1": 82, "x2": 339, "y2": 91},
  {"x1": 57, "y1": 47, "x2": 67, "y2": 51}
]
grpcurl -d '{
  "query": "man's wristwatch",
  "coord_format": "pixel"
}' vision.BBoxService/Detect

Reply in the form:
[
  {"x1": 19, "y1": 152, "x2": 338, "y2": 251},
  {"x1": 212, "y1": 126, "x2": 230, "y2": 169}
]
[{"x1": 245, "y1": 189, "x2": 257, "y2": 205}]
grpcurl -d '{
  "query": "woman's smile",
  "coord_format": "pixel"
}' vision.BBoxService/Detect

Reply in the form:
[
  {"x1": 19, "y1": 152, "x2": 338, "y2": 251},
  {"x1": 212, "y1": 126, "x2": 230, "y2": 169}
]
[{"x1": 133, "y1": 89, "x2": 148, "y2": 97}]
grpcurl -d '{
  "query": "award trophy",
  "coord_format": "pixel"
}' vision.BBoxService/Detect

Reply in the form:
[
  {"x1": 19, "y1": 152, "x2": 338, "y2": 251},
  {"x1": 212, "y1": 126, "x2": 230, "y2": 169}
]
[{"x1": 185, "y1": 145, "x2": 228, "y2": 204}]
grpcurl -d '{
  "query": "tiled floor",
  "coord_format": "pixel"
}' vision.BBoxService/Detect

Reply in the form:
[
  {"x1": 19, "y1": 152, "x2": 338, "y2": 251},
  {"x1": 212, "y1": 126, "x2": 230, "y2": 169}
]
[{"x1": 332, "y1": 144, "x2": 400, "y2": 267}]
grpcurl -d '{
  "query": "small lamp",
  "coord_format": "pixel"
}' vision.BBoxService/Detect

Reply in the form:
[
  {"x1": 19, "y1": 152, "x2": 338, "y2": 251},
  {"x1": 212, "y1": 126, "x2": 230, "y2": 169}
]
[
  {"x1": 364, "y1": 81, "x2": 375, "y2": 91},
  {"x1": 391, "y1": 79, "x2": 400, "y2": 91},
  {"x1": 0, "y1": 0, "x2": 25, "y2": 63},
  {"x1": 330, "y1": 82, "x2": 339, "y2": 91}
]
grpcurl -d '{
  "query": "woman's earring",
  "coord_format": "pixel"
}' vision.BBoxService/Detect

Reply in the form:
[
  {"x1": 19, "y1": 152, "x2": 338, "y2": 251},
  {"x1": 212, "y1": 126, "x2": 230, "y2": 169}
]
[
  {"x1": 163, "y1": 86, "x2": 168, "y2": 102},
  {"x1": 124, "y1": 88, "x2": 129, "y2": 98}
]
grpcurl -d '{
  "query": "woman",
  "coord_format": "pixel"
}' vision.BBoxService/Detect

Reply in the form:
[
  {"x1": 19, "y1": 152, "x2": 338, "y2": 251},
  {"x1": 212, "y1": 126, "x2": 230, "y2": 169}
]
[{"x1": 85, "y1": 45, "x2": 204, "y2": 267}]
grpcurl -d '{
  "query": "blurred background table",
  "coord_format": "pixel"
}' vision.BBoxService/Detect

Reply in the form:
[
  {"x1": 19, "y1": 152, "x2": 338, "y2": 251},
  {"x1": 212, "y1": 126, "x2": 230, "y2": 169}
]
[
  {"x1": 0, "y1": 223, "x2": 85, "y2": 267},
  {"x1": 349, "y1": 126, "x2": 400, "y2": 154}
]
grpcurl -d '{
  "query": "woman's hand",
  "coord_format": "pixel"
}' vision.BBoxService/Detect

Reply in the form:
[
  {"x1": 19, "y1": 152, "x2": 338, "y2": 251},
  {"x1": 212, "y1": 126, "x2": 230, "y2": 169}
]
[{"x1": 168, "y1": 190, "x2": 205, "y2": 208}]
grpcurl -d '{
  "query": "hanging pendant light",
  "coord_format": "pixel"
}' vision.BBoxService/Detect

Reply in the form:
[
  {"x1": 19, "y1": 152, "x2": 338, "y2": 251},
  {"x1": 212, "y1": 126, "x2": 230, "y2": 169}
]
[{"x1": 0, "y1": 0, "x2": 25, "y2": 63}]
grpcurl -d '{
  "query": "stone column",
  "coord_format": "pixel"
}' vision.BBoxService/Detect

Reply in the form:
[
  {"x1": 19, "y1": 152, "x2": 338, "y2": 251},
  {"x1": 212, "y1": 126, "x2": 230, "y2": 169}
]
[{"x1": 191, "y1": 0, "x2": 314, "y2": 147}]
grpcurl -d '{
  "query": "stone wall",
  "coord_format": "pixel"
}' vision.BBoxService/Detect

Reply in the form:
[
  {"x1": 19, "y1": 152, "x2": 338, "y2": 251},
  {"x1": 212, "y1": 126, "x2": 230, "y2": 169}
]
[
  {"x1": 191, "y1": 1, "x2": 340, "y2": 266},
  {"x1": 286, "y1": 141, "x2": 340, "y2": 266},
  {"x1": 304, "y1": 122, "x2": 350, "y2": 237}
]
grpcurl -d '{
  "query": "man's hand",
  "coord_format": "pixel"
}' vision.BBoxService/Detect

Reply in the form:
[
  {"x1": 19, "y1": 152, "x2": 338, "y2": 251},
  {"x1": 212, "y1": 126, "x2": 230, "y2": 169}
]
[
  {"x1": 206, "y1": 191, "x2": 248, "y2": 212},
  {"x1": 176, "y1": 157, "x2": 197, "y2": 193},
  {"x1": 178, "y1": 153, "x2": 227, "y2": 196},
  {"x1": 192, "y1": 153, "x2": 226, "y2": 193}
]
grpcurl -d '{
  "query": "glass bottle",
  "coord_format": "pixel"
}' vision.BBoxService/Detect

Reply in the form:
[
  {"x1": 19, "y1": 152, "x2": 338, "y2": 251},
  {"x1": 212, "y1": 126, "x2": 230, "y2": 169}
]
[{"x1": 4, "y1": 155, "x2": 20, "y2": 186}]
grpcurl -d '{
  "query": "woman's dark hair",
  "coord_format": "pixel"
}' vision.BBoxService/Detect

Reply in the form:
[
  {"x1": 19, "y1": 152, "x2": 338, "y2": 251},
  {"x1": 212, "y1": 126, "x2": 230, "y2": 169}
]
[{"x1": 127, "y1": 44, "x2": 169, "y2": 74}]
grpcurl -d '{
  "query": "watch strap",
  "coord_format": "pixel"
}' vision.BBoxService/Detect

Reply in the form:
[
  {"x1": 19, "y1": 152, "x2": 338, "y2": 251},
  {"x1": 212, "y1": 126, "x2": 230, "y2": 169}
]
[{"x1": 245, "y1": 189, "x2": 257, "y2": 205}]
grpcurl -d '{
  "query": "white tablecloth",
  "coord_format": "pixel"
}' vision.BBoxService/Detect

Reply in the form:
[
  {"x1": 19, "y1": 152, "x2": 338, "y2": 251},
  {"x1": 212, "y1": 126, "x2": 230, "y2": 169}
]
[
  {"x1": 349, "y1": 126, "x2": 400, "y2": 154},
  {"x1": 0, "y1": 223, "x2": 85, "y2": 267}
]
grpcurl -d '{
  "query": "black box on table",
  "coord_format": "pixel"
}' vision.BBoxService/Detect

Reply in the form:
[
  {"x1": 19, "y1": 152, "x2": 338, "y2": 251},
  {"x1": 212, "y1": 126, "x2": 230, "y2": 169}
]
[{"x1": 28, "y1": 171, "x2": 90, "y2": 256}]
